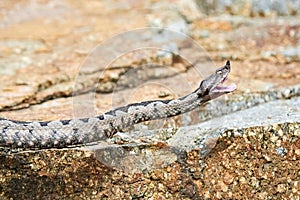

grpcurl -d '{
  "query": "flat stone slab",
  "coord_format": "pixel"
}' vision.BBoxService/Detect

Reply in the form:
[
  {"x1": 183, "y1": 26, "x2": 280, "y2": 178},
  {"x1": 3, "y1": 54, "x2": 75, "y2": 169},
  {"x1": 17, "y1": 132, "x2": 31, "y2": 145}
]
[{"x1": 169, "y1": 96, "x2": 300, "y2": 153}]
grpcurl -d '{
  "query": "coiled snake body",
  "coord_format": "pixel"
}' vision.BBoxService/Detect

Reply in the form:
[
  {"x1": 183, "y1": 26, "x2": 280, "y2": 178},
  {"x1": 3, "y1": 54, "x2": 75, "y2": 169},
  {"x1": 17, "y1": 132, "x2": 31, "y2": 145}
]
[{"x1": 0, "y1": 61, "x2": 236, "y2": 149}]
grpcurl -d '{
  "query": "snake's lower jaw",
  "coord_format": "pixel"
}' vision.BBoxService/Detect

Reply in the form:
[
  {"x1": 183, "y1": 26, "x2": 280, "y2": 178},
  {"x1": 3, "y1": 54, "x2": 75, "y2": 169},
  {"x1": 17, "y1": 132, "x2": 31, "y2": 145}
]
[{"x1": 214, "y1": 83, "x2": 237, "y2": 93}]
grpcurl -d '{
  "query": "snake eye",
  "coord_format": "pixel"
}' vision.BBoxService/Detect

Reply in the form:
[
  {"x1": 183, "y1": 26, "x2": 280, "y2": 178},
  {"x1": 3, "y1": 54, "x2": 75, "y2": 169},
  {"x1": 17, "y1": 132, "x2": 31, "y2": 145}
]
[{"x1": 216, "y1": 69, "x2": 222, "y2": 75}]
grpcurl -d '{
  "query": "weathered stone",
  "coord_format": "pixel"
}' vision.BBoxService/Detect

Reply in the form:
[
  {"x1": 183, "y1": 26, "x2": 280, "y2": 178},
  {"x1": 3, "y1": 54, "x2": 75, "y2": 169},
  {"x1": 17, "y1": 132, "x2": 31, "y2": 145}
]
[{"x1": 0, "y1": 0, "x2": 300, "y2": 199}]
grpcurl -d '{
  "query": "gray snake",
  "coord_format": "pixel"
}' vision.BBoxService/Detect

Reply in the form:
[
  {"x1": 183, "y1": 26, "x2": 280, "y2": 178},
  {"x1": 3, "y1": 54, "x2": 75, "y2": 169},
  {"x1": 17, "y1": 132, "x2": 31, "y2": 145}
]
[{"x1": 0, "y1": 61, "x2": 236, "y2": 149}]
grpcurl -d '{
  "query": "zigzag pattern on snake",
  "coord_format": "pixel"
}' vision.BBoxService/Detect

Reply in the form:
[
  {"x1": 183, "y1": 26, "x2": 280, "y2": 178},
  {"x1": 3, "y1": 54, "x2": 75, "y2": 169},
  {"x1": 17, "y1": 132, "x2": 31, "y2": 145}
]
[{"x1": 0, "y1": 61, "x2": 236, "y2": 149}]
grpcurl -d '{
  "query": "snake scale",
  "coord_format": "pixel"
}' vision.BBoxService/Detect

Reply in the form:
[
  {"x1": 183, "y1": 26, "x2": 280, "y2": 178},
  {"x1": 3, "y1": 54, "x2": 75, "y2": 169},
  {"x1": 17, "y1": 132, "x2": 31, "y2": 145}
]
[{"x1": 0, "y1": 61, "x2": 236, "y2": 149}]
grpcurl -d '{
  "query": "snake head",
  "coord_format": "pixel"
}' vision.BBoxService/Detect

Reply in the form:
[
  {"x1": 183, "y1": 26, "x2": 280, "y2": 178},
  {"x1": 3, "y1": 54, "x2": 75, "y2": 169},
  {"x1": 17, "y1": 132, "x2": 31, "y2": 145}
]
[{"x1": 198, "y1": 60, "x2": 236, "y2": 100}]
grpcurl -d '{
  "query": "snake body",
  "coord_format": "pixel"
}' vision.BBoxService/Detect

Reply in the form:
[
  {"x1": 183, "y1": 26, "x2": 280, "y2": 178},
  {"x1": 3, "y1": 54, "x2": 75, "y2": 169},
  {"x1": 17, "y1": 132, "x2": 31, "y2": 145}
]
[{"x1": 0, "y1": 61, "x2": 236, "y2": 149}]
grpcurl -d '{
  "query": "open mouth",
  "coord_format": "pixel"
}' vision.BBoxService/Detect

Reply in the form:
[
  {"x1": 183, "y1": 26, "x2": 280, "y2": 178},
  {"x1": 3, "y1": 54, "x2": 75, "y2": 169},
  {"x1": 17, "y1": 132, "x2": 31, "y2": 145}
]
[{"x1": 213, "y1": 76, "x2": 237, "y2": 93}]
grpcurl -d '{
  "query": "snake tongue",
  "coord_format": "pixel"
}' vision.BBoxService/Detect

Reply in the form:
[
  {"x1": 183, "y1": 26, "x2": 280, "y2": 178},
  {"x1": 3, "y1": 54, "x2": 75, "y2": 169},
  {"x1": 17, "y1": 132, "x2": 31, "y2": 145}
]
[{"x1": 214, "y1": 83, "x2": 236, "y2": 92}]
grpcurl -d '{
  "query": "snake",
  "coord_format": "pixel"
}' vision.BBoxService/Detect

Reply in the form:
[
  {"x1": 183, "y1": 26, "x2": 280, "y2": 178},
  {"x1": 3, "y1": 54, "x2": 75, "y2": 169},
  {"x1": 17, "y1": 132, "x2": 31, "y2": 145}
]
[{"x1": 0, "y1": 61, "x2": 236, "y2": 149}]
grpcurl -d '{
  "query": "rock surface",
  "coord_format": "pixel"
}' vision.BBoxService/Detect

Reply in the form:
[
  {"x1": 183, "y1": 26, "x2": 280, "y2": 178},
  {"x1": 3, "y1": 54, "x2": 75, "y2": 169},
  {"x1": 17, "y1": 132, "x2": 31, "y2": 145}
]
[{"x1": 0, "y1": 0, "x2": 299, "y2": 199}]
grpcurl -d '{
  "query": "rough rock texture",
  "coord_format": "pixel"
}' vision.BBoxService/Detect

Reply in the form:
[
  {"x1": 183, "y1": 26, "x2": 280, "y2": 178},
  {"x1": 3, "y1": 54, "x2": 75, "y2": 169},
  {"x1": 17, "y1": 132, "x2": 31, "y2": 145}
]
[{"x1": 0, "y1": 0, "x2": 299, "y2": 199}]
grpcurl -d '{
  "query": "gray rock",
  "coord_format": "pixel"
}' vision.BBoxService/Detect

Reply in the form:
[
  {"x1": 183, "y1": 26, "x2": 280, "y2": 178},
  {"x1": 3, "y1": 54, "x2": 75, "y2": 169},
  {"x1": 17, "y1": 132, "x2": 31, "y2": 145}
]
[
  {"x1": 168, "y1": 96, "x2": 300, "y2": 155},
  {"x1": 252, "y1": 0, "x2": 284, "y2": 15},
  {"x1": 280, "y1": 46, "x2": 300, "y2": 58},
  {"x1": 197, "y1": 0, "x2": 300, "y2": 16}
]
